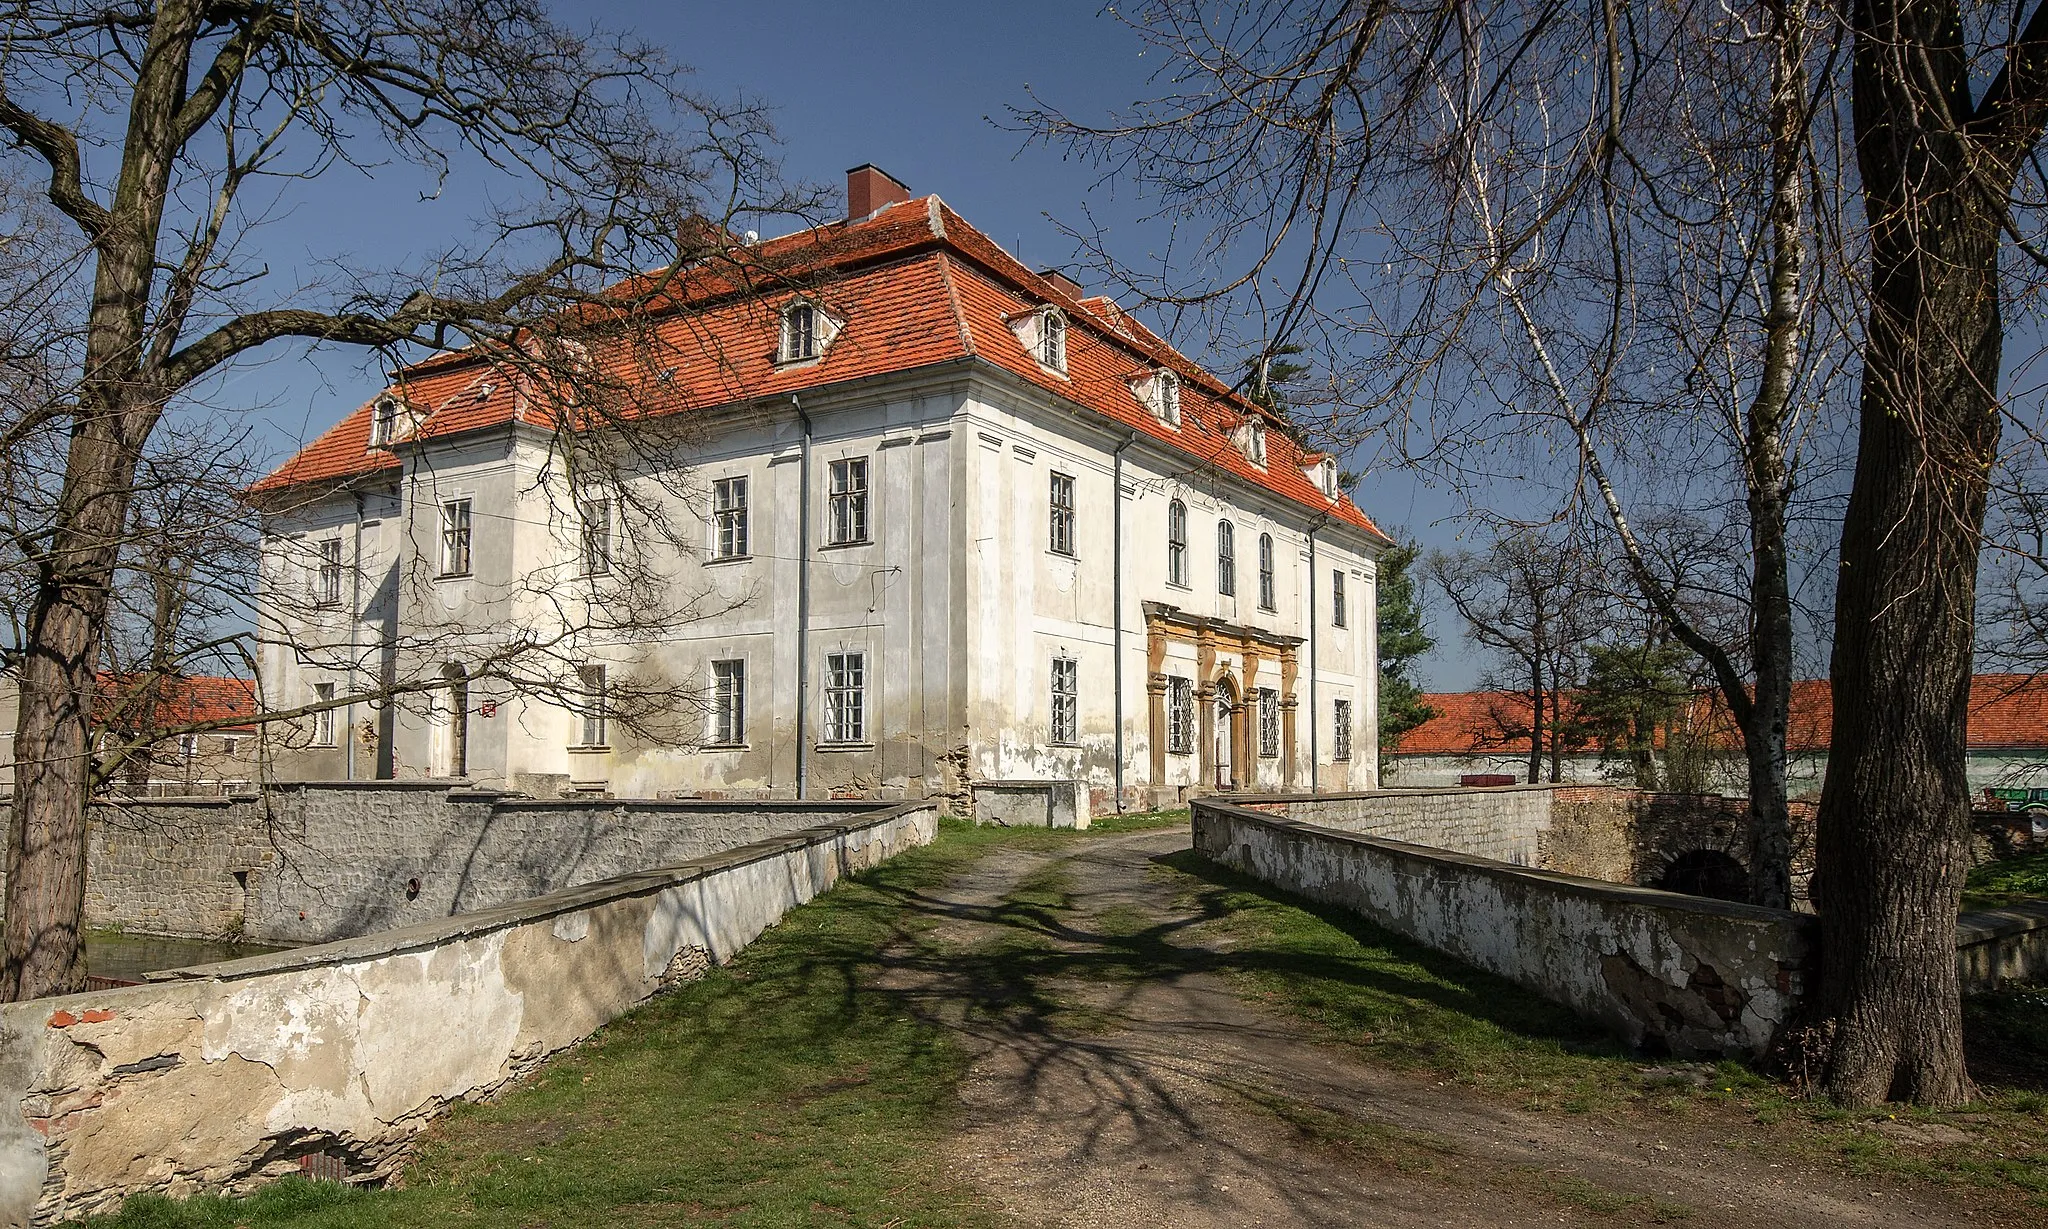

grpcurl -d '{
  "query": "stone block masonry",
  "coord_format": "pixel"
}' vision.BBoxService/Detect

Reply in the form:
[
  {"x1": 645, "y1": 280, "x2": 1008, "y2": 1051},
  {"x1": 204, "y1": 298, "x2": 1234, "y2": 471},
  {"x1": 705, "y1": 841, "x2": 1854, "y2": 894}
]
[
  {"x1": 1, "y1": 784, "x2": 896, "y2": 947},
  {"x1": 0, "y1": 802, "x2": 939, "y2": 1226}
]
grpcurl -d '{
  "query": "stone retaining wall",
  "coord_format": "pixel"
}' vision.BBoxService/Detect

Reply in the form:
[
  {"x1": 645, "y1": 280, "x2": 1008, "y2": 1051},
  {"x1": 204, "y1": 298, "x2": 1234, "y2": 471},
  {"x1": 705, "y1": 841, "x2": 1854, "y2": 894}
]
[
  {"x1": 0, "y1": 802, "x2": 939, "y2": 1226},
  {"x1": 5, "y1": 785, "x2": 889, "y2": 946},
  {"x1": 1195, "y1": 799, "x2": 1816, "y2": 1058}
]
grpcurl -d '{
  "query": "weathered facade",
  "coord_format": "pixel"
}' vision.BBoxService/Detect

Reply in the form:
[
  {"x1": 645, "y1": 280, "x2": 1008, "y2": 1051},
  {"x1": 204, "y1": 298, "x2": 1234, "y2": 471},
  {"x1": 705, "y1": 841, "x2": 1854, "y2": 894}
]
[{"x1": 251, "y1": 167, "x2": 1389, "y2": 811}]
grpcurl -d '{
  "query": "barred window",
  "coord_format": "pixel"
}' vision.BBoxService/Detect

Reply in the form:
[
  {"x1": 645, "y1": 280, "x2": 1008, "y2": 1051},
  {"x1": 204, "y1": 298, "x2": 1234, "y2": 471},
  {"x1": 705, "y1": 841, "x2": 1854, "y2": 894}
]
[
  {"x1": 1334, "y1": 698, "x2": 1353, "y2": 761},
  {"x1": 1259, "y1": 689, "x2": 1280, "y2": 758},
  {"x1": 579, "y1": 498, "x2": 612, "y2": 575},
  {"x1": 315, "y1": 538, "x2": 343, "y2": 607},
  {"x1": 1167, "y1": 499, "x2": 1187, "y2": 586},
  {"x1": 825, "y1": 651, "x2": 866, "y2": 744},
  {"x1": 1258, "y1": 533, "x2": 1276, "y2": 610},
  {"x1": 1049, "y1": 472, "x2": 1075, "y2": 556},
  {"x1": 829, "y1": 458, "x2": 869, "y2": 544},
  {"x1": 711, "y1": 660, "x2": 746, "y2": 745},
  {"x1": 1166, "y1": 676, "x2": 1193, "y2": 755},
  {"x1": 1050, "y1": 657, "x2": 1078, "y2": 744},
  {"x1": 1217, "y1": 520, "x2": 1236, "y2": 596},
  {"x1": 714, "y1": 477, "x2": 749, "y2": 558},
  {"x1": 439, "y1": 499, "x2": 472, "y2": 576},
  {"x1": 1332, "y1": 570, "x2": 1347, "y2": 627},
  {"x1": 579, "y1": 664, "x2": 608, "y2": 747}
]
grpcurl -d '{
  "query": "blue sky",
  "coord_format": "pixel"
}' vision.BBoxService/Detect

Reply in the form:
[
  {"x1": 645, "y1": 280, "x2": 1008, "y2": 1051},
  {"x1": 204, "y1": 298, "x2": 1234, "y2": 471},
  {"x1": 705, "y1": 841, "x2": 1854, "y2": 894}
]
[{"x1": 210, "y1": 1, "x2": 1477, "y2": 686}]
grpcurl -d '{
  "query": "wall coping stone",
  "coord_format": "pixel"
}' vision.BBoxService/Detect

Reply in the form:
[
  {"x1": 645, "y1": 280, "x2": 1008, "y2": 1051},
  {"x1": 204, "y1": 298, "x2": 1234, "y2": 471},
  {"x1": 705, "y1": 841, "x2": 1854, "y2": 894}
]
[
  {"x1": 1957, "y1": 900, "x2": 2048, "y2": 944},
  {"x1": 1199, "y1": 800, "x2": 1816, "y2": 929},
  {"x1": 29, "y1": 802, "x2": 935, "y2": 996}
]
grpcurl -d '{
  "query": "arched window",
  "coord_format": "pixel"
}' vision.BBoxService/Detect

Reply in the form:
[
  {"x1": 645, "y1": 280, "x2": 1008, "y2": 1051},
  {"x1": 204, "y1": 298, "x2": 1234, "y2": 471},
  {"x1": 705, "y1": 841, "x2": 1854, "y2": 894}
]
[
  {"x1": 782, "y1": 302, "x2": 817, "y2": 361},
  {"x1": 1157, "y1": 370, "x2": 1179, "y2": 424},
  {"x1": 1217, "y1": 520, "x2": 1236, "y2": 596},
  {"x1": 1258, "y1": 533, "x2": 1276, "y2": 610},
  {"x1": 1167, "y1": 499, "x2": 1188, "y2": 586},
  {"x1": 1041, "y1": 309, "x2": 1067, "y2": 372}
]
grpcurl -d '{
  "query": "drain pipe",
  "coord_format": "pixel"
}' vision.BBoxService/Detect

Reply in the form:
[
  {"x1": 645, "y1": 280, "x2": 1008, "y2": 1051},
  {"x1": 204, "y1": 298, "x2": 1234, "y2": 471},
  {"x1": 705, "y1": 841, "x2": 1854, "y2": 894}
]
[
  {"x1": 793, "y1": 394, "x2": 813, "y2": 801},
  {"x1": 1111, "y1": 431, "x2": 1136, "y2": 813},
  {"x1": 1306, "y1": 512, "x2": 1330, "y2": 794},
  {"x1": 346, "y1": 490, "x2": 366, "y2": 780}
]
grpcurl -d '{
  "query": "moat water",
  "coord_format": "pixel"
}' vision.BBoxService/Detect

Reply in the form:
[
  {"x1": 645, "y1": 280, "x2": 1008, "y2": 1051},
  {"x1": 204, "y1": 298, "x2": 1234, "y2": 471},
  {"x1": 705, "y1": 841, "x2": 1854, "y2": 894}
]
[{"x1": 85, "y1": 932, "x2": 288, "y2": 984}]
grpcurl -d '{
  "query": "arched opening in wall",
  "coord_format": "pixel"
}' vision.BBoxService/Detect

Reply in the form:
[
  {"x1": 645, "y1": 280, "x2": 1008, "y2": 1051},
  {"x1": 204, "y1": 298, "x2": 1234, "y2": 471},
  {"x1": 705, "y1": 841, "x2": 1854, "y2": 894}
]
[
  {"x1": 1653, "y1": 850, "x2": 1749, "y2": 903},
  {"x1": 1214, "y1": 676, "x2": 1238, "y2": 790},
  {"x1": 431, "y1": 663, "x2": 469, "y2": 778}
]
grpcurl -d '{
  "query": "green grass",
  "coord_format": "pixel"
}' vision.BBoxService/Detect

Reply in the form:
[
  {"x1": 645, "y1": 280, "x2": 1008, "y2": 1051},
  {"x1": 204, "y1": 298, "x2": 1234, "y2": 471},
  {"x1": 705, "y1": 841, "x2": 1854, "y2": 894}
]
[
  {"x1": 82, "y1": 819, "x2": 1009, "y2": 1229},
  {"x1": 1148, "y1": 850, "x2": 2048, "y2": 1202},
  {"x1": 1965, "y1": 850, "x2": 2048, "y2": 909}
]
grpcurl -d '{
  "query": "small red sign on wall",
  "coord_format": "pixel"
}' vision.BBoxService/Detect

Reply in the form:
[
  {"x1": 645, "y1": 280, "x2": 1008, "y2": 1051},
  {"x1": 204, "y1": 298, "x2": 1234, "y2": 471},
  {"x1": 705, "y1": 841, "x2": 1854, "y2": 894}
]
[{"x1": 479, "y1": 702, "x2": 498, "y2": 718}]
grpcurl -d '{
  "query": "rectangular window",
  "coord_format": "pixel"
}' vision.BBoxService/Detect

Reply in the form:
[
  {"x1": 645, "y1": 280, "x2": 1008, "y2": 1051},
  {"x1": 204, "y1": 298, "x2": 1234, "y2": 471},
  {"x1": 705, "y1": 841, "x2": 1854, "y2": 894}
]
[
  {"x1": 1258, "y1": 689, "x2": 1280, "y2": 758},
  {"x1": 711, "y1": 659, "x2": 746, "y2": 745},
  {"x1": 1331, "y1": 570, "x2": 1347, "y2": 627},
  {"x1": 579, "y1": 498, "x2": 612, "y2": 576},
  {"x1": 1167, "y1": 500, "x2": 1188, "y2": 586},
  {"x1": 312, "y1": 682, "x2": 336, "y2": 747},
  {"x1": 1217, "y1": 520, "x2": 1236, "y2": 596},
  {"x1": 439, "y1": 499, "x2": 473, "y2": 576},
  {"x1": 579, "y1": 664, "x2": 608, "y2": 746},
  {"x1": 1166, "y1": 676, "x2": 1193, "y2": 755},
  {"x1": 1050, "y1": 657, "x2": 1078, "y2": 744},
  {"x1": 1334, "y1": 698, "x2": 1353, "y2": 761},
  {"x1": 713, "y1": 477, "x2": 750, "y2": 558},
  {"x1": 828, "y1": 458, "x2": 869, "y2": 545},
  {"x1": 1048, "y1": 472, "x2": 1075, "y2": 556},
  {"x1": 825, "y1": 651, "x2": 866, "y2": 743},
  {"x1": 315, "y1": 538, "x2": 343, "y2": 607},
  {"x1": 179, "y1": 733, "x2": 198, "y2": 763},
  {"x1": 784, "y1": 303, "x2": 817, "y2": 361}
]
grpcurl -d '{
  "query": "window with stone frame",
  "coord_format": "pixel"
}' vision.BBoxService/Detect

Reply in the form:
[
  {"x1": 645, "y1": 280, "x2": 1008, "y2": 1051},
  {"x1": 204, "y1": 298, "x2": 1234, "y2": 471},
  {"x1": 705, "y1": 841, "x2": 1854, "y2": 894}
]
[
  {"x1": 1167, "y1": 499, "x2": 1188, "y2": 586},
  {"x1": 579, "y1": 497, "x2": 612, "y2": 576},
  {"x1": 828, "y1": 457, "x2": 869, "y2": 545},
  {"x1": 713, "y1": 476, "x2": 749, "y2": 558},
  {"x1": 312, "y1": 681, "x2": 337, "y2": 747},
  {"x1": 825, "y1": 651, "x2": 866, "y2": 743},
  {"x1": 1050, "y1": 656, "x2": 1079, "y2": 744},
  {"x1": 1332, "y1": 569, "x2": 1347, "y2": 627},
  {"x1": 1258, "y1": 533, "x2": 1276, "y2": 610},
  {"x1": 1217, "y1": 520, "x2": 1236, "y2": 595},
  {"x1": 710, "y1": 659, "x2": 746, "y2": 745},
  {"x1": 1049, "y1": 471, "x2": 1076, "y2": 556},
  {"x1": 1258, "y1": 688, "x2": 1280, "y2": 758},
  {"x1": 439, "y1": 498, "x2": 473, "y2": 576},
  {"x1": 1334, "y1": 698, "x2": 1352, "y2": 761},
  {"x1": 1166, "y1": 675, "x2": 1194, "y2": 755},
  {"x1": 578, "y1": 664, "x2": 608, "y2": 747},
  {"x1": 315, "y1": 537, "x2": 343, "y2": 607}
]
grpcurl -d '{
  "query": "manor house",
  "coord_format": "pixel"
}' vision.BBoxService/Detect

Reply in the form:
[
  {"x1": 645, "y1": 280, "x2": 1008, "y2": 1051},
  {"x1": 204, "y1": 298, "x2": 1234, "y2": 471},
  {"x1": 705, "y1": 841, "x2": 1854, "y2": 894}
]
[{"x1": 250, "y1": 166, "x2": 1390, "y2": 810}]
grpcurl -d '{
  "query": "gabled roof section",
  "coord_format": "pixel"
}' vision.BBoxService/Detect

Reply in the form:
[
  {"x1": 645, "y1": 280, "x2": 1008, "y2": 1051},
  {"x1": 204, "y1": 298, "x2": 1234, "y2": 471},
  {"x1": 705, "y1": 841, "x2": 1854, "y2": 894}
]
[{"x1": 252, "y1": 194, "x2": 1386, "y2": 537}]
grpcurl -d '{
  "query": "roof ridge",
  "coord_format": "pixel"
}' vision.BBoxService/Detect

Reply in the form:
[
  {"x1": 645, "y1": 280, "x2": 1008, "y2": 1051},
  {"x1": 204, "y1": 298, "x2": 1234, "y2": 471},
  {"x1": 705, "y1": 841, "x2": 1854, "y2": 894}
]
[{"x1": 934, "y1": 252, "x2": 976, "y2": 358}]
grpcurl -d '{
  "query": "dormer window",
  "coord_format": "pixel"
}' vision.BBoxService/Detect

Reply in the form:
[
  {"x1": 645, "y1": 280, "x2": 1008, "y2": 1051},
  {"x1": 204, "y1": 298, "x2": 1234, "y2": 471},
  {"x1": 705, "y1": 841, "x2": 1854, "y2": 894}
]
[
  {"x1": 778, "y1": 300, "x2": 841, "y2": 364},
  {"x1": 783, "y1": 303, "x2": 816, "y2": 361},
  {"x1": 1133, "y1": 369, "x2": 1181, "y2": 427},
  {"x1": 369, "y1": 395, "x2": 401, "y2": 448},
  {"x1": 1304, "y1": 456, "x2": 1340, "y2": 499},
  {"x1": 1041, "y1": 309, "x2": 1066, "y2": 371},
  {"x1": 1233, "y1": 419, "x2": 1268, "y2": 467}
]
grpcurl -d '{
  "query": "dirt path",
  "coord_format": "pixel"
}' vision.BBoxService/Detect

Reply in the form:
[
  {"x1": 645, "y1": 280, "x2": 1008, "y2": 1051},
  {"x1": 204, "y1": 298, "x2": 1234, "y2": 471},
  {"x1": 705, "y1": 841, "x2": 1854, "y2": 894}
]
[{"x1": 872, "y1": 827, "x2": 2005, "y2": 1228}]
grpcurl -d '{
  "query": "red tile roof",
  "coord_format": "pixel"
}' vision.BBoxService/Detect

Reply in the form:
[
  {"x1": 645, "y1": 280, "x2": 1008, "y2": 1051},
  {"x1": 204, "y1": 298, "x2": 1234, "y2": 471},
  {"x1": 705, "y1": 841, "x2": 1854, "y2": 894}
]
[
  {"x1": 1393, "y1": 675, "x2": 2048, "y2": 757},
  {"x1": 95, "y1": 674, "x2": 258, "y2": 733},
  {"x1": 252, "y1": 196, "x2": 1386, "y2": 538}
]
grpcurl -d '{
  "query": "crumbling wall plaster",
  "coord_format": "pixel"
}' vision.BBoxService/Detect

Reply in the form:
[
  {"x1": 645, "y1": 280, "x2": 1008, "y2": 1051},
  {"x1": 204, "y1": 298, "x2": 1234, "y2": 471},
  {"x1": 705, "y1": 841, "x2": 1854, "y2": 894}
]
[{"x1": 0, "y1": 803, "x2": 938, "y2": 1227}]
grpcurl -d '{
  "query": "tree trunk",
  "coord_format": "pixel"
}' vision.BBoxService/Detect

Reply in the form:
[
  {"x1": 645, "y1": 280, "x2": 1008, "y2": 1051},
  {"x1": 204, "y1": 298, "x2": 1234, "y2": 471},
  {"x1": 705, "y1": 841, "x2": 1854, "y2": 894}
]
[
  {"x1": 1527, "y1": 658, "x2": 1545, "y2": 785},
  {"x1": 1818, "y1": 0, "x2": 2004, "y2": 1106}
]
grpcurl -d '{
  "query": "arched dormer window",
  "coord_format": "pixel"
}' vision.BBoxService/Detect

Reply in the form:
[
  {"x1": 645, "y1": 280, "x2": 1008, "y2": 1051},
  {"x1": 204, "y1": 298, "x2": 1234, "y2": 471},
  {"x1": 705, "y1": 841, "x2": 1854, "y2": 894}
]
[
  {"x1": 1132, "y1": 368, "x2": 1181, "y2": 427},
  {"x1": 1167, "y1": 499, "x2": 1188, "y2": 587},
  {"x1": 369, "y1": 394, "x2": 401, "y2": 448},
  {"x1": 1217, "y1": 519, "x2": 1236, "y2": 596},
  {"x1": 1235, "y1": 419, "x2": 1267, "y2": 467},
  {"x1": 1040, "y1": 308, "x2": 1067, "y2": 372},
  {"x1": 779, "y1": 299, "x2": 841, "y2": 364}
]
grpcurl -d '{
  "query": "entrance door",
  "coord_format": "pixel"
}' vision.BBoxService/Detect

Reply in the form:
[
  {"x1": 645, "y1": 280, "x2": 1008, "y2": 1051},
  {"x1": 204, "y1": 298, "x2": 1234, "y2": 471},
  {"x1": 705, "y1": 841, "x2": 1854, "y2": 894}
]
[
  {"x1": 1215, "y1": 679, "x2": 1237, "y2": 789},
  {"x1": 429, "y1": 663, "x2": 468, "y2": 778}
]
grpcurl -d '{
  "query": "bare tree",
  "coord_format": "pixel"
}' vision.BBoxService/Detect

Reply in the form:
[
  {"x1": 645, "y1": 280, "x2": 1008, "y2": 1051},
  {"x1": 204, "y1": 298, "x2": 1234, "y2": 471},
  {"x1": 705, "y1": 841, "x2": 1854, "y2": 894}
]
[
  {"x1": 0, "y1": 0, "x2": 822, "y2": 1002},
  {"x1": 1024, "y1": 0, "x2": 2048, "y2": 1105},
  {"x1": 1429, "y1": 525, "x2": 1604, "y2": 783}
]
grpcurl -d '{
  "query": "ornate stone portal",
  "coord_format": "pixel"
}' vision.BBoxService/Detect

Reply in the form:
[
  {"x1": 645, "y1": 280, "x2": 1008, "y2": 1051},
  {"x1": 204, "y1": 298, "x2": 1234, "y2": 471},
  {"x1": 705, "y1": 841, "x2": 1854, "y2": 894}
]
[{"x1": 1142, "y1": 601, "x2": 1303, "y2": 795}]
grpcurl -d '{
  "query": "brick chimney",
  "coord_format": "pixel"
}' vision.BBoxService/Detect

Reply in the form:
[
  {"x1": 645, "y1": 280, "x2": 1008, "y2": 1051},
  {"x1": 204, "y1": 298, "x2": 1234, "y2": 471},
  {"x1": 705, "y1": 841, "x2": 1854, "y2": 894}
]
[
  {"x1": 847, "y1": 164, "x2": 912, "y2": 221},
  {"x1": 1038, "y1": 267, "x2": 1085, "y2": 300}
]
